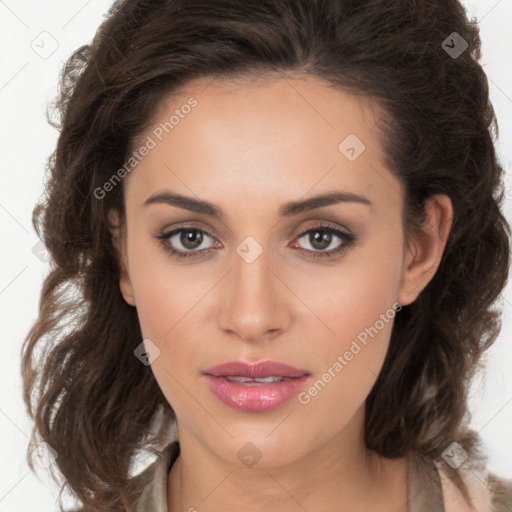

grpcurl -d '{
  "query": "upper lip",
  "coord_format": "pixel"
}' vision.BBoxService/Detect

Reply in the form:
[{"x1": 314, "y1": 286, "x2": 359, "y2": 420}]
[{"x1": 203, "y1": 360, "x2": 310, "y2": 378}]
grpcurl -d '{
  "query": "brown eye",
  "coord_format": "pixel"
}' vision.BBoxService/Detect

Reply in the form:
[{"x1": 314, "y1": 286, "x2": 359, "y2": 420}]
[
  {"x1": 154, "y1": 223, "x2": 357, "y2": 261},
  {"x1": 179, "y1": 229, "x2": 206, "y2": 250},
  {"x1": 155, "y1": 227, "x2": 219, "y2": 259},
  {"x1": 293, "y1": 224, "x2": 357, "y2": 260}
]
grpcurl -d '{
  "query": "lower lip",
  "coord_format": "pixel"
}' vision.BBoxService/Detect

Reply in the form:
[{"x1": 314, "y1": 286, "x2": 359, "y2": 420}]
[{"x1": 204, "y1": 375, "x2": 310, "y2": 412}]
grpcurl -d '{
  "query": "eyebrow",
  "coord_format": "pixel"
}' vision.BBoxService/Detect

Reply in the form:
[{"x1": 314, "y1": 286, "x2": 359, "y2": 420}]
[{"x1": 143, "y1": 190, "x2": 372, "y2": 218}]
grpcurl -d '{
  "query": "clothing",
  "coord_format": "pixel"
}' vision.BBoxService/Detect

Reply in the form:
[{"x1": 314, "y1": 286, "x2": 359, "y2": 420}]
[{"x1": 132, "y1": 441, "x2": 512, "y2": 511}]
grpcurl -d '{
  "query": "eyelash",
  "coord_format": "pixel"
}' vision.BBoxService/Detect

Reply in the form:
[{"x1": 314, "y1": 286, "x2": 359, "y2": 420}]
[{"x1": 154, "y1": 223, "x2": 358, "y2": 261}]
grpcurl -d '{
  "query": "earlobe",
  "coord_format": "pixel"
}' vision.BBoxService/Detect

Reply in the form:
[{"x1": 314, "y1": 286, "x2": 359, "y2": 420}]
[
  {"x1": 107, "y1": 210, "x2": 136, "y2": 307},
  {"x1": 397, "y1": 194, "x2": 453, "y2": 306}
]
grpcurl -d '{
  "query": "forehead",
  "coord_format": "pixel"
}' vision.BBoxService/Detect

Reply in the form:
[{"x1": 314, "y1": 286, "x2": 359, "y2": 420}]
[{"x1": 124, "y1": 74, "x2": 401, "y2": 214}]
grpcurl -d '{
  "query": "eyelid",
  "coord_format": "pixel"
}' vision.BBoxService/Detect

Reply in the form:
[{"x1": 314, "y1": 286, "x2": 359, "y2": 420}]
[
  {"x1": 156, "y1": 218, "x2": 352, "y2": 239},
  {"x1": 295, "y1": 220, "x2": 352, "y2": 237},
  {"x1": 154, "y1": 220, "x2": 357, "y2": 260}
]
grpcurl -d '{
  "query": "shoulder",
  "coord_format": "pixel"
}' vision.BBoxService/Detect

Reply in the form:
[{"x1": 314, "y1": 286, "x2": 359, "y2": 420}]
[
  {"x1": 435, "y1": 460, "x2": 512, "y2": 512},
  {"x1": 487, "y1": 472, "x2": 512, "y2": 512},
  {"x1": 131, "y1": 441, "x2": 180, "y2": 511},
  {"x1": 65, "y1": 441, "x2": 180, "y2": 512}
]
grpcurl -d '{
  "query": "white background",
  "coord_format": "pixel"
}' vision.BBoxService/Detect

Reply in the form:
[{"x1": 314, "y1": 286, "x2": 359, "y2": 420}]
[{"x1": 1, "y1": 1, "x2": 511, "y2": 510}]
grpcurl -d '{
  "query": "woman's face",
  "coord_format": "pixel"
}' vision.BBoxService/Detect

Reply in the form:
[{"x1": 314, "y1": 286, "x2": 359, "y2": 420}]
[{"x1": 113, "y1": 74, "x2": 450, "y2": 467}]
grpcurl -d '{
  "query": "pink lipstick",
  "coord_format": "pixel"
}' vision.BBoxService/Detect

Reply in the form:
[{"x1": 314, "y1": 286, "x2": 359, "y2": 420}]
[{"x1": 203, "y1": 360, "x2": 311, "y2": 412}]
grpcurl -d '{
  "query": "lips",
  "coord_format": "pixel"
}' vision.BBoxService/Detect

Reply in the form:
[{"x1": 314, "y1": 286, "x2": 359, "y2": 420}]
[
  {"x1": 203, "y1": 360, "x2": 310, "y2": 379},
  {"x1": 203, "y1": 360, "x2": 311, "y2": 412}
]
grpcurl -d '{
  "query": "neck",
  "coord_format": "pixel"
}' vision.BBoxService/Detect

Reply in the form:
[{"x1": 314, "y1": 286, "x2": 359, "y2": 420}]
[{"x1": 167, "y1": 406, "x2": 408, "y2": 512}]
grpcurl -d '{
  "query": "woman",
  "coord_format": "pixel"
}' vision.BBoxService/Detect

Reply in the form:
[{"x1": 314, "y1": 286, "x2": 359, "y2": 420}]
[{"x1": 22, "y1": 0, "x2": 512, "y2": 510}]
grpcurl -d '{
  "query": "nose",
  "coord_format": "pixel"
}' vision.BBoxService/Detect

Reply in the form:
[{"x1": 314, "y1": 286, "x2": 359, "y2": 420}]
[{"x1": 217, "y1": 243, "x2": 291, "y2": 344}]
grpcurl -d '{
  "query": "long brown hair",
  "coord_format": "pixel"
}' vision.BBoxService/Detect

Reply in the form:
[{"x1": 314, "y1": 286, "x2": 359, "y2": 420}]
[{"x1": 22, "y1": 0, "x2": 510, "y2": 510}]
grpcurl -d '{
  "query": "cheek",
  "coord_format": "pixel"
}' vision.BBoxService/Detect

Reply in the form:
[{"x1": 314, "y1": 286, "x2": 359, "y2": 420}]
[
  {"x1": 130, "y1": 222, "x2": 404, "y2": 359},
  {"x1": 297, "y1": 291, "x2": 398, "y2": 433},
  {"x1": 295, "y1": 234, "x2": 403, "y2": 407},
  {"x1": 128, "y1": 251, "x2": 207, "y2": 412},
  {"x1": 299, "y1": 231, "x2": 403, "y2": 346},
  {"x1": 127, "y1": 240, "x2": 205, "y2": 341},
  {"x1": 342, "y1": 226, "x2": 404, "y2": 325}
]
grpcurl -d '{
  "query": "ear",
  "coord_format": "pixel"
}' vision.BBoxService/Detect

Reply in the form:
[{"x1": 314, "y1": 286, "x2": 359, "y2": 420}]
[
  {"x1": 108, "y1": 210, "x2": 136, "y2": 307},
  {"x1": 397, "y1": 194, "x2": 453, "y2": 306}
]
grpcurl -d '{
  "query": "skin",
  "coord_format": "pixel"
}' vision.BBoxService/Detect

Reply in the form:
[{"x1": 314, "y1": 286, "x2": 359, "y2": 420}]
[{"x1": 109, "y1": 73, "x2": 453, "y2": 512}]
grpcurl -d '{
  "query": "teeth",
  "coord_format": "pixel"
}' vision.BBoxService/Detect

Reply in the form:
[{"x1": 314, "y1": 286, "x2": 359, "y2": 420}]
[{"x1": 225, "y1": 375, "x2": 288, "y2": 384}]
